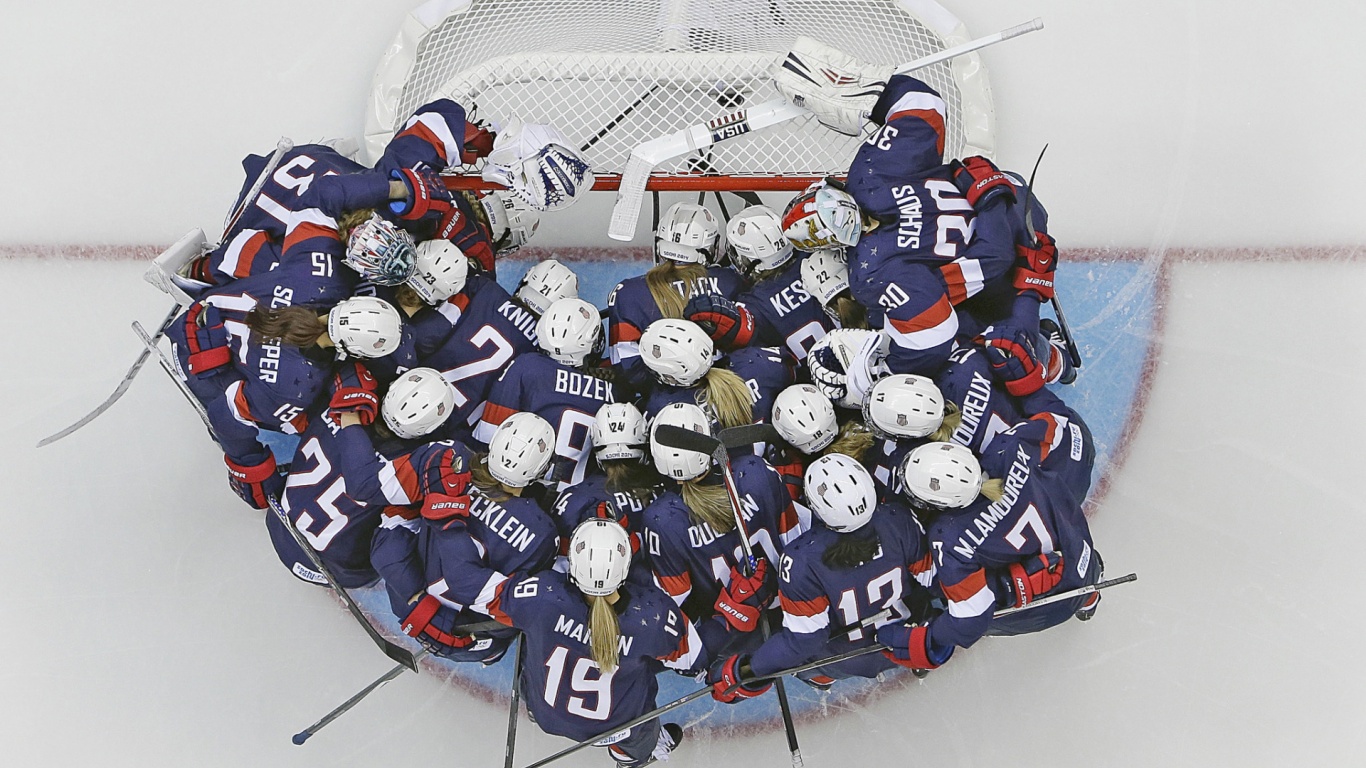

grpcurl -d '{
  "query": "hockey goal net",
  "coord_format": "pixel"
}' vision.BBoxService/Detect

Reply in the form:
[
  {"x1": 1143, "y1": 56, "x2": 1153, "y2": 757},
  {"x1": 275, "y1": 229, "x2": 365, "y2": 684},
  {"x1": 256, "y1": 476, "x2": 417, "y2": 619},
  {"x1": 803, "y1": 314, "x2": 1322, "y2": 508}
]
[{"x1": 363, "y1": 0, "x2": 995, "y2": 191}]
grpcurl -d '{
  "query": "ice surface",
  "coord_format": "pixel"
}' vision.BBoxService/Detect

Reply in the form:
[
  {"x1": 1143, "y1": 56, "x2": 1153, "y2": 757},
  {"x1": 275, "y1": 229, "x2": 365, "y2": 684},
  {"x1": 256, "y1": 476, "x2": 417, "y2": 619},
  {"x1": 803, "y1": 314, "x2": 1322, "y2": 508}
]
[{"x1": 1, "y1": 1, "x2": 1365, "y2": 766}]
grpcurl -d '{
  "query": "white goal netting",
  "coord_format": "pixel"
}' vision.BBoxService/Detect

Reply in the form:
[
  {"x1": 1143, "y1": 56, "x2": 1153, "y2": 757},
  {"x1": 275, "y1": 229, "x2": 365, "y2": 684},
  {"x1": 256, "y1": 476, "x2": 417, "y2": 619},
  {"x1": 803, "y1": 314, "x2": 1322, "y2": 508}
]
[{"x1": 364, "y1": 0, "x2": 994, "y2": 186}]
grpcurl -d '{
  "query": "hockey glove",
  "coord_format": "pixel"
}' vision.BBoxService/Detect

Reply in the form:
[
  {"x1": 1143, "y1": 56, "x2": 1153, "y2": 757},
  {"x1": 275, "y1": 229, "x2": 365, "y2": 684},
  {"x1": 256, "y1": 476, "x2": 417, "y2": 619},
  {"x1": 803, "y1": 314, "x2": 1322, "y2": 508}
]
[
  {"x1": 771, "y1": 36, "x2": 892, "y2": 136},
  {"x1": 949, "y1": 156, "x2": 1016, "y2": 210},
  {"x1": 461, "y1": 121, "x2": 497, "y2": 165},
  {"x1": 684, "y1": 294, "x2": 755, "y2": 351},
  {"x1": 183, "y1": 303, "x2": 231, "y2": 375},
  {"x1": 390, "y1": 167, "x2": 462, "y2": 238},
  {"x1": 708, "y1": 654, "x2": 772, "y2": 704},
  {"x1": 225, "y1": 453, "x2": 283, "y2": 510},
  {"x1": 328, "y1": 361, "x2": 380, "y2": 425},
  {"x1": 1004, "y1": 551, "x2": 1065, "y2": 609},
  {"x1": 417, "y1": 445, "x2": 474, "y2": 499},
  {"x1": 714, "y1": 558, "x2": 776, "y2": 633},
  {"x1": 877, "y1": 622, "x2": 952, "y2": 671},
  {"x1": 1013, "y1": 232, "x2": 1057, "y2": 302},
  {"x1": 981, "y1": 324, "x2": 1046, "y2": 397},
  {"x1": 420, "y1": 492, "x2": 473, "y2": 522},
  {"x1": 401, "y1": 595, "x2": 475, "y2": 654}
]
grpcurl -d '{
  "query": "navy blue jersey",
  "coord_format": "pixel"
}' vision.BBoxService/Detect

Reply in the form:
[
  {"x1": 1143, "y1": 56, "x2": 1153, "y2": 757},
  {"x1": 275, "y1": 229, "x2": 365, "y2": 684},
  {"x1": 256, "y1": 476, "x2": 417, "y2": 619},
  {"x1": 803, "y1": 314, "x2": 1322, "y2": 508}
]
[
  {"x1": 923, "y1": 420, "x2": 1097, "y2": 653},
  {"x1": 937, "y1": 346, "x2": 1025, "y2": 453},
  {"x1": 551, "y1": 473, "x2": 658, "y2": 558},
  {"x1": 749, "y1": 503, "x2": 933, "y2": 679},
  {"x1": 641, "y1": 455, "x2": 807, "y2": 617},
  {"x1": 642, "y1": 346, "x2": 794, "y2": 433},
  {"x1": 737, "y1": 258, "x2": 834, "y2": 362},
  {"x1": 607, "y1": 266, "x2": 748, "y2": 390},
  {"x1": 488, "y1": 570, "x2": 707, "y2": 742},
  {"x1": 473, "y1": 354, "x2": 617, "y2": 488},
  {"x1": 226, "y1": 144, "x2": 369, "y2": 244}
]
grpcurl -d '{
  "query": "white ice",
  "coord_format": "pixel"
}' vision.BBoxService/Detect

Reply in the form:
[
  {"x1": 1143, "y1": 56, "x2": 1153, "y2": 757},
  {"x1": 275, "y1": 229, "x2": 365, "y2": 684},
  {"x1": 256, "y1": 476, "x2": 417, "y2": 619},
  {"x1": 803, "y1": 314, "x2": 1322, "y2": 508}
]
[{"x1": 2, "y1": 1, "x2": 1365, "y2": 766}]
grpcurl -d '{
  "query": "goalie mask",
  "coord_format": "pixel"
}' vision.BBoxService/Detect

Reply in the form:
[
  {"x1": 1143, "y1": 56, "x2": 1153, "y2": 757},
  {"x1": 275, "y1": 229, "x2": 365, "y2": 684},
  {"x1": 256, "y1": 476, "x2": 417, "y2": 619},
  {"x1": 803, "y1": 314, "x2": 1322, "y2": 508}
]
[
  {"x1": 345, "y1": 214, "x2": 418, "y2": 286},
  {"x1": 382, "y1": 367, "x2": 456, "y2": 439},
  {"x1": 782, "y1": 180, "x2": 862, "y2": 251},
  {"x1": 327, "y1": 296, "x2": 403, "y2": 359},
  {"x1": 482, "y1": 119, "x2": 594, "y2": 212},
  {"x1": 655, "y1": 203, "x2": 720, "y2": 265},
  {"x1": 804, "y1": 454, "x2": 877, "y2": 533},
  {"x1": 727, "y1": 205, "x2": 794, "y2": 277},
  {"x1": 639, "y1": 318, "x2": 714, "y2": 387},
  {"x1": 536, "y1": 298, "x2": 603, "y2": 367},
  {"x1": 515, "y1": 258, "x2": 579, "y2": 317},
  {"x1": 568, "y1": 518, "x2": 632, "y2": 597},
  {"x1": 478, "y1": 190, "x2": 541, "y2": 255},
  {"x1": 591, "y1": 402, "x2": 648, "y2": 463},
  {"x1": 898, "y1": 442, "x2": 984, "y2": 511},
  {"x1": 406, "y1": 240, "x2": 469, "y2": 305}
]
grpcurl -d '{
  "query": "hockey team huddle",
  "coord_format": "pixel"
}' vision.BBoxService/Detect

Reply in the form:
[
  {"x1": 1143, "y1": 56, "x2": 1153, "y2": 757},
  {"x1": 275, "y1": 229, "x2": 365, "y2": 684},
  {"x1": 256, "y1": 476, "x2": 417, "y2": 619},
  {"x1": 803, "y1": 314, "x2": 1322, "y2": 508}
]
[{"x1": 165, "y1": 38, "x2": 1101, "y2": 766}]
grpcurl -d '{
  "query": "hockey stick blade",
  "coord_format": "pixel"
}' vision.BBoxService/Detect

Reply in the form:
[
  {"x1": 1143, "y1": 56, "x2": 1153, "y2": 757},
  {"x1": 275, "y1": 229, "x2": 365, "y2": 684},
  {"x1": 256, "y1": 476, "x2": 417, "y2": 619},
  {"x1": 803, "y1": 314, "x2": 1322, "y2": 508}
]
[
  {"x1": 292, "y1": 652, "x2": 427, "y2": 745},
  {"x1": 994, "y1": 572, "x2": 1137, "y2": 618},
  {"x1": 133, "y1": 321, "x2": 214, "y2": 432},
  {"x1": 717, "y1": 423, "x2": 781, "y2": 449},
  {"x1": 606, "y1": 19, "x2": 1044, "y2": 240},
  {"x1": 652, "y1": 424, "x2": 723, "y2": 458}
]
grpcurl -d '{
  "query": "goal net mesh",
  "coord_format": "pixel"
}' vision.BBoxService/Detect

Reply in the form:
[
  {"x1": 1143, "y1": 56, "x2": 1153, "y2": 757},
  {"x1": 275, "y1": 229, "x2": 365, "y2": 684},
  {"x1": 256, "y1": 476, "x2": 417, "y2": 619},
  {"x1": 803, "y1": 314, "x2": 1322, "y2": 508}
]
[{"x1": 364, "y1": 0, "x2": 993, "y2": 185}]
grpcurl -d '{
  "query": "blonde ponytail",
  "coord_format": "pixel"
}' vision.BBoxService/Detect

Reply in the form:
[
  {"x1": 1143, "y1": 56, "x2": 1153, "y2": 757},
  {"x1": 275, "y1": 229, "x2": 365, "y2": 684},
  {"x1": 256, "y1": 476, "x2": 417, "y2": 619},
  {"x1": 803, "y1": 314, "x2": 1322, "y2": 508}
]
[
  {"x1": 679, "y1": 480, "x2": 736, "y2": 534},
  {"x1": 979, "y1": 476, "x2": 1004, "y2": 503},
  {"x1": 698, "y1": 368, "x2": 755, "y2": 429},
  {"x1": 587, "y1": 593, "x2": 621, "y2": 672},
  {"x1": 927, "y1": 402, "x2": 963, "y2": 444},
  {"x1": 645, "y1": 261, "x2": 707, "y2": 318},
  {"x1": 821, "y1": 420, "x2": 874, "y2": 463}
]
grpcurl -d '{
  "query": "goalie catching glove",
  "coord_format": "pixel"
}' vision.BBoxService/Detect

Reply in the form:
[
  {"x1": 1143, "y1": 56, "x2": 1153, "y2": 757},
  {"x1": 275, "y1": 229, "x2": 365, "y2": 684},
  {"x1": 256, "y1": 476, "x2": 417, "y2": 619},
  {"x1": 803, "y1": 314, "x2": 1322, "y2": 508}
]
[
  {"x1": 772, "y1": 36, "x2": 893, "y2": 136},
  {"x1": 808, "y1": 328, "x2": 889, "y2": 409},
  {"x1": 481, "y1": 118, "x2": 594, "y2": 211}
]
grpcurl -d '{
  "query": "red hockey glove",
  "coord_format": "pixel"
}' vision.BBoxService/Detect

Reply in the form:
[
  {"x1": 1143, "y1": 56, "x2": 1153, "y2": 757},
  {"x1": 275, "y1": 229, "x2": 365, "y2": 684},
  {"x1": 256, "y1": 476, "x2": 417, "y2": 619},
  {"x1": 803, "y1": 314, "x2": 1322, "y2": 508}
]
[
  {"x1": 461, "y1": 121, "x2": 497, "y2": 165},
  {"x1": 401, "y1": 595, "x2": 474, "y2": 653},
  {"x1": 1013, "y1": 232, "x2": 1057, "y2": 301},
  {"x1": 714, "y1": 558, "x2": 776, "y2": 633},
  {"x1": 225, "y1": 453, "x2": 283, "y2": 510},
  {"x1": 417, "y1": 446, "x2": 474, "y2": 499},
  {"x1": 950, "y1": 156, "x2": 1016, "y2": 209},
  {"x1": 981, "y1": 325, "x2": 1046, "y2": 397},
  {"x1": 877, "y1": 622, "x2": 952, "y2": 671},
  {"x1": 328, "y1": 361, "x2": 380, "y2": 425},
  {"x1": 1005, "y1": 551, "x2": 1065, "y2": 609},
  {"x1": 420, "y1": 492, "x2": 473, "y2": 521},
  {"x1": 684, "y1": 294, "x2": 755, "y2": 351},
  {"x1": 708, "y1": 654, "x2": 772, "y2": 704},
  {"x1": 183, "y1": 303, "x2": 231, "y2": 375},
  {"x1": 391, "y1": 167, "x2": 462, "y2": 236}
]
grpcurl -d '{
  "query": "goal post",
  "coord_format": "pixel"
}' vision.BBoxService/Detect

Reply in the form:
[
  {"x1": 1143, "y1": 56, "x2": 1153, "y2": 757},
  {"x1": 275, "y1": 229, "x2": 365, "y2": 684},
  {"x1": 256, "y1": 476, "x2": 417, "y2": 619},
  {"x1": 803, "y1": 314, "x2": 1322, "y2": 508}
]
[{"x1": 363, "y1": 0, "x2": 996, "y2": 191}]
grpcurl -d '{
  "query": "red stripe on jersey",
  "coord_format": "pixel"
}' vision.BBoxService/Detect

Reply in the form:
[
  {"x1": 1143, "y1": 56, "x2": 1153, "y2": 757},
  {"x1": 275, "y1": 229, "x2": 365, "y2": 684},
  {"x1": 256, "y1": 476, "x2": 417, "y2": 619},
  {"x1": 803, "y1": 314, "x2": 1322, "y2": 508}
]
[
  {"x1": 610, "y1": 321, "x2": 641, "y2": 345},
  {"x1": 942, "y1": 568, "x2": 988, "y2": 604},
  {"x1": 393, "y1": 455, "x2": 421, "y2": 501},
  {"x1": 234, "y1": 231, "x2": 269, "y2": 279},
  {"x1": 448, "y1": 292, "x2": 471, "y2": 313},
  {"x1": 657, "y1": 572, "x2": 692, "y2": 598},
  {"x1": 481, "y1": 402, "x2": 517, "y2": 429},
  {"x1": 779, "y1": 593, "x2": 830, "y2": 617},
  {"x1": 908, "y1": 551, "x2": 934, "y2": 576},
  {"x1": 887, "y1": 108, "x2": 945, "y2": 157},
  {"x1": 232, "y1": 384, "x2": 256, "y2": 424},
  {"x1": 288, "y1": 411, "x2": 309, "y2": 434},
  {"x1": 383, "y1": 504, "x2": 419, "y2": 522},
  {"x1": 941, "y1": 262, "x2": 968, "y2": 304},
  {"x1": 658, "y1": 622, "x2": 692, "y2": 663},
  {"x1": 778, "y1": 501, "x2": 800, "y2": 536},
  {"x1": 396, "y1": 121, "x2": 449, "y2": 165},
  {"x1": 1031, "y1": 412, "x2": 1061, "y2": 462},
  {"x1": 283, "y1": 220, "x2": 339, "y2": 253},
  {"x1": 486, "y1": 581, "x2": 515, "y2": 627},
  {"x1": 888, "y1": 294, "x2": 953, "y2": 334}
]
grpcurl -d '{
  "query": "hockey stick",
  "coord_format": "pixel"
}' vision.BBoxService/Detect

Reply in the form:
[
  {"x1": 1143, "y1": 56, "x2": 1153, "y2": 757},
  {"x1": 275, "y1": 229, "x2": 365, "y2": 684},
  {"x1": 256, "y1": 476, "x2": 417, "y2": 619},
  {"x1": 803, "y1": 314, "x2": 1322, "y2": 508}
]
[
  {"x1": 1021, "y1": 144, "x2": 1082, "y2": 369},
  {"x1": 132, "y1": 320, "x2": 213, "y2": 432},
  {"x1": 519, "y1": 611, "x2": 887, "y2": 768},
  {"x1": 504, "y1": 634, "x2": 527, "y2": 768},
  {"x1": 38, "y1": 139, "x2": 294, "y2": 447},
  {"x1": 607, "y1": 18, "x2": 1045, "y2": 240},
  {"x1": 580, "y1": 84, "x2": 663, "y2": 154},
  {"x1": 291, "y1": 616, "x2": 512, "y2": 745},
  {"x1": 994, "y1": 572, "x2": 1136, "y2": 618},
  {"x1": 652, "y1": 424, "x2": 803, "y2": 767}
]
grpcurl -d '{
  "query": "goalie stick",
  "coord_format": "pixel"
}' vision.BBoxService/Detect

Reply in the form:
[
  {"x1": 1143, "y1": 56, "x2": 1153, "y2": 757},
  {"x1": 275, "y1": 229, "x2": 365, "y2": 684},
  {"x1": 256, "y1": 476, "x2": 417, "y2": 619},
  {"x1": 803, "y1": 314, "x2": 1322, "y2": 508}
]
[
  {"x1": 607, "y1": 18, "x2": 1045, "y2": 241},
  {"x1": 37, "y1": 137, "x2": 294, "y2": 447}
]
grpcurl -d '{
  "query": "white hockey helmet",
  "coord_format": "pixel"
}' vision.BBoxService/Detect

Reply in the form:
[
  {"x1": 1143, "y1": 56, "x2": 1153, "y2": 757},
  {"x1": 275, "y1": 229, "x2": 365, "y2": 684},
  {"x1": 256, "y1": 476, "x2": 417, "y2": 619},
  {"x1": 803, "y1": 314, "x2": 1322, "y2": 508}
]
[
  {"x1": 406, "y1": 239, "x2": 469, "y2": 304},
  {"x1": 327, "y1": 296, "x2": 403, "y2": 359},
  {"x1": 727, "y1": 205, "x2": 794, "y2": 276},
  {"x1": 567, "y1": 518, "x2": 633, "y2": 597},
  {"x1": 655, "y1": 202, "x2": 720, "y2": 265},
  {"x1": 482, "y1": 119, "x2": 594, "y2": 211},
  {"x1": 479, "y1": 190, "x2": 541, "y2": 255},
  {"x1": 382, "y1": 367, "x2": 456, "y2": 439},
  {"x1": 591, "y1": 402, "x2": 648, "y2": 463},
  {"x1": 515, "y1": 259, "x2": 580, "y2": 316},
  {"x1": 639, "y1": 318, "x2": 714, "y2": 387},
  {"x1": 649, "y1": 402, "x2": 713, "y2": 481},
  {"x1": 344, "y1": 214, "x2": 418, "y2": 286},
  {"x1": 899, "y1": 442, "x2": 984, "y2": 510},
  {"x1": 486, "y1": 412, "x2": 556, "y2": 488},
  {"x1": 864, "y1": 374, "x2": 945, "y2": 439},
  {"x1": 771, "y1": 384, "x2": 838, "y2": 454},
  {"x1": 800, "y1": 247, "x2": 852, "y2": 308},
  {"x1": 782, "y1": 180, "x2": 862, "y2": 251},
  {"x1": 804, "y1": 454, "x2": 877, "y2": 533},
  {"x1": 536, "y1": 298, "x2": 603, "y2": 367}
]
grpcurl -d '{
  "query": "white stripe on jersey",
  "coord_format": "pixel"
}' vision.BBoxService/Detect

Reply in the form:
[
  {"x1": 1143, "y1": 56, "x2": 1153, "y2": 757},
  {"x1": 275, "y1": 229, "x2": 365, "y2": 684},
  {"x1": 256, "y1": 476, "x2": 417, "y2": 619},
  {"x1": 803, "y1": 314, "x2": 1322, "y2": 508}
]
[
  {"x1": 947, "y1": 582, "x2": 996, "y2": 619},
  {"x1": 405, "y1": 113, "x2": 463, "y2": 167},
  {"x1": 887, "y1": 90, "x2": 947, "y2": 122},
  {"x1": 886, "y1": 309, "x2": 958, "y2": 351},
  {"x1": 782, "y1": 608, "x2": 830, "y2": 635}
]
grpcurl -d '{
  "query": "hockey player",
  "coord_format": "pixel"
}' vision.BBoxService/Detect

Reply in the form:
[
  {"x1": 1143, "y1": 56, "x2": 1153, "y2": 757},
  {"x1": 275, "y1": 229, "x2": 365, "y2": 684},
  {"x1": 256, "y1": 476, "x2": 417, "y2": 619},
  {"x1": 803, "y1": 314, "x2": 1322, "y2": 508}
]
[
  {"x1": 799, "y1": 247, "x2": 869, "y2": 331},
  {"x1": 550, "y1": 403, "x2": 662, "y2": 556},
  {"x1": 485, "y1": 519, "x2": 704, "y2": 767},
  {"x1": 510, "y1": 258, "x2": 579, "y2": 318},
  {"x1": 710, "y1": 455, "x2": 933, "y2": 697},
  {"x1": 640, "y1": 403, "x2": 805, "y2": 629},
  {"x1": 685, "y1": 205, "x2": 834, "y2": 362},
  {"x1": 877, "y1": 433, "x2": 1101, "y2": 672},
  {"x1": 768, "y1": 382, "x2": 877, "y2": 499},
  {"x1": 473, "y1": 297, "x2": 614, "y2": 488},
  {"x1": 607, "y1": 202, "x2": 748, "y2": 392},
  {"x1": 167, "y1": 295, "x2": 403, "y2": 508}
]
